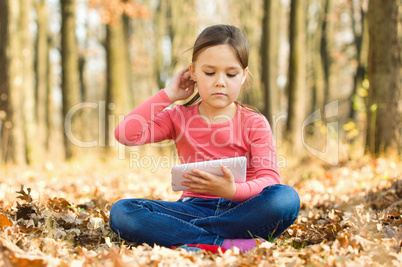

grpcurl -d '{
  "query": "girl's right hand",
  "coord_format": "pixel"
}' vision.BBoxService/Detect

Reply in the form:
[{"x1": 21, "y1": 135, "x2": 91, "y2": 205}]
[{"x1": 164, "y1": 67, "x2": 196, "y2": 103}]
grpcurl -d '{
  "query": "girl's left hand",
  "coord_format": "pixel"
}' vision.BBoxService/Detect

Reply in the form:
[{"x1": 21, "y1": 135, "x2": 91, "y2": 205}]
[{"x1": 182, "y1": 166, "x2": 237, "y2": 199}]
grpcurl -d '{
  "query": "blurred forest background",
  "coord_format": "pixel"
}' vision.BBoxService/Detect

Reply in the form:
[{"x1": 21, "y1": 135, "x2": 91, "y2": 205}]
[
  {"x1": 0, "y1": 0, "x2": 400, "y2": 167},
  {"x1": 0, "y1": 1, "x2": 401, "y2": 265}
]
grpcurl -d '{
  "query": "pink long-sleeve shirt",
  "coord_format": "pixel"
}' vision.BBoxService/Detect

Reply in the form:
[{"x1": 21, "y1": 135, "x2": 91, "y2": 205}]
[{"x1": 115, "y1": 90, "x2": 280, "y2": 202}]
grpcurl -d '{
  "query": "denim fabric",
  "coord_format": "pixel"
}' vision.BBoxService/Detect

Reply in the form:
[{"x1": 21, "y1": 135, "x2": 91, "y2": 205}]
[{"x1": 109, "y1": 184, "x2": 300, "y2": 248}]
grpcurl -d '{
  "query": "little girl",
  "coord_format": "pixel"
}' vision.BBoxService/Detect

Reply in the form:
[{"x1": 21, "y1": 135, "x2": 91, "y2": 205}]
[{"x1": 110, "y1": 24, "x2": 300, "y2": 253}]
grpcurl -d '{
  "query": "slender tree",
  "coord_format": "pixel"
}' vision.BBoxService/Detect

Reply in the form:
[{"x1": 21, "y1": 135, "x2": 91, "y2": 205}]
[
  {"x1": 321, "y1": 0, "x2": 344, "y2": 110},
  {"x1": 366, "y1": 0, "x2": 400, "y2": 156},
  {"x1": 121, "y1": 0, "x2": 134, "y2": 106},
  {"x1": 155, "y1": 0, "x2": 168, "y2": 89},
  {"x1": 61, "y1": 0, "x2": 82, "y2": 159},
  {"x1": 261, "y1": 0, "x2": 280, "y2": 125},
  {"x1": 35, "y1": 0, "x2": 51, "y2": 156},
  {"x1": 105, "y1": 12, "x2": 129, "y2": 149},
  {"x1": 286, "y1": 0, "x2": 308, "y2": 153},
  {"x1": 0, "y1": 0, "x2": 26, "y2": 164},
  {"x1": 306, "y1": 0, "x2": 326, "y2": 113},
  {"x1": 0, "y1": 0, "x2": 10, "y2": 163},
  {"x1": 349, "y1": 0, "x2": 368, "y2": 120},
  {"x1": 21, "y1": 0, "x2": 37, "y2": 163}
]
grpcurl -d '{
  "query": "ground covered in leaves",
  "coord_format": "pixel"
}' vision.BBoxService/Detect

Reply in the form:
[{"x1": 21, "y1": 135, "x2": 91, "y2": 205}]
[{"x1": 0, "y1": 155, "x2": 401, "y2": 266}]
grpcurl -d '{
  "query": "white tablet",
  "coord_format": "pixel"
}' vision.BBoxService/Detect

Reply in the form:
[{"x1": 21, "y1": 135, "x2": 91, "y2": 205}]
[{"x1": 171, "y1": 157, "x2": 247, "y2": 191}]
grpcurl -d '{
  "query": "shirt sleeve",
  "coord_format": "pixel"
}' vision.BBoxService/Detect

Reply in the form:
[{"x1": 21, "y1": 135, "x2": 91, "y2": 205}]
[
  {"x1": 232, "y1": 114, "x2": 281, "y2": 202},
  {"x1": 114, "y1": 90, "x2": 174, "y2": 146}
]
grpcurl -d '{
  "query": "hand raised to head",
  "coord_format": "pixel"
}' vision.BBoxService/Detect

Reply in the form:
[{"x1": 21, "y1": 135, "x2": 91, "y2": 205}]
[{"x1": 164, "y1": 67, "x2": 196, "y2": 103}]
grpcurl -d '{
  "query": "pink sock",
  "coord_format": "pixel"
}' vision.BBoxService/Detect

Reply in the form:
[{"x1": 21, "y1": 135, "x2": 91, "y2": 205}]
[{"x1": 221, "y1": 238, "x2": 263, "y2": 253}]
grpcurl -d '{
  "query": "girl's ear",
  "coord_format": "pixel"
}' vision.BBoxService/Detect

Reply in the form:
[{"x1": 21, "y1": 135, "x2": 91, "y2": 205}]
[
  {"x1": 189, "y1": 63, "x2": 196, "y2": 81},
  {"x1": 241, "y1": 67, "x2": 249, "y2": 85}
]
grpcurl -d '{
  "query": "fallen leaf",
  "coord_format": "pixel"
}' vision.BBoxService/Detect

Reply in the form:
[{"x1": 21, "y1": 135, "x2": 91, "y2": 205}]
[
  {"x1": 11, "y1": 254, "x2": 47, "y2": 267},
  {"x1": 16, "y1": 185, "x2": 33, "y2": 203},
  {"x1": 0, "y1": 214, "x2": 13, "y2": 228},
  {"x1": 47, "y1": 197, "x2": 71, "y2": 212}
]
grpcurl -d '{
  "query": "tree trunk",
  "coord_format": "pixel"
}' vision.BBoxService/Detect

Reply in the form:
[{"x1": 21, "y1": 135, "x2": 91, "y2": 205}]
[
  {"x1": 106, "y1": 15, "x2": 129, "y2": 149},
  {"x1": 349, "y1": 0, "x2": 368, "y2": 120},
  {"x1": 122, "y1": 0, "x2": 133, "y2": 106},
  {"x1": 307, "y1": 0, "x2": 326, "y2": 113},
  {"x1": 261, "y1": 0, "x2": 280, "y2": 125},
  {"x1": 0, "y1": 0, "x2": 8, "y2": 163},
  {"x1": 320, "y1": 0, "x2": 333, "y2": 106},
  {"x1": 286, "y1": 0, "x2": 308, "y2": 153},
  {"x1": 35, "y1": 0, "x2": 51, "y2": 157},
  {"x1": 237, "y1": 0, "x2": 264, "y2": 111},
  {"x1": 366, "y1": 0, "x2": 401, "y2": 157},
  {"x1": 0, "y1": 0, "x2": 26, "y2": 164},
  {"x1": 155, "y1": 0, "x2": 168, "y2": 89},
  {"x1": 21, "y1": 0, "x2": 37, "y2": 164},
  {"x1": 61, "y1": 0, "x2": 81, "y2": 160}
]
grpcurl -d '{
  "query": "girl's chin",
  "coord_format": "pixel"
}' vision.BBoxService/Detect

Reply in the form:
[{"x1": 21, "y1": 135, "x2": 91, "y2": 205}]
[{"x1": 201, "y1": 100, "x2": 236, "y2": 110}]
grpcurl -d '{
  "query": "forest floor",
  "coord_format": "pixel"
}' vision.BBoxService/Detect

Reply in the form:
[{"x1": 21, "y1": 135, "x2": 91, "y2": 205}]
[{"x1": 0, "y1": 154, "x2": 401, "y2": 266}]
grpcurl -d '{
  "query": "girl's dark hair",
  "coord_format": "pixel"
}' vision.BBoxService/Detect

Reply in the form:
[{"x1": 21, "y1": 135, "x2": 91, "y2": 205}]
[{"x1": 184, "y1": 25, "x2": 250, "y2": 107}]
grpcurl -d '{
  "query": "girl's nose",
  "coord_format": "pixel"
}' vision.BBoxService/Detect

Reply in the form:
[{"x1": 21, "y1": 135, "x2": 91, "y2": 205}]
[{"x1": 215, "y1": 75, "x2": 226, "y2": 88}]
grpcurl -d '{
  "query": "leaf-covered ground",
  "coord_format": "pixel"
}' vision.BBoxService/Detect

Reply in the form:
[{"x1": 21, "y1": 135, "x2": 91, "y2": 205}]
[{"x1": 0, "y1": 155, "x2": 401, "y2": 266}]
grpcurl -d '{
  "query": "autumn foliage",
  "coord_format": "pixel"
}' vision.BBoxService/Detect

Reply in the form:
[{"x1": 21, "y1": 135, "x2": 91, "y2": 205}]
[
  {"x1": 88, "y1": 0, "x2": 149, "y2": 24},
  {"x1": 0, "y1": 157, "x2": 401, "y2": 266}
]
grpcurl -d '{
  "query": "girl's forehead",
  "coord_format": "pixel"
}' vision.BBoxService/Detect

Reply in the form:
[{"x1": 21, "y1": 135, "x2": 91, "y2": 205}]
[
  {"x1": 194, "y1": 44, "x2": 243, "y2": 68},
  {"x1": 198, "y1": 44, "x2": 235, "y2": 56}
]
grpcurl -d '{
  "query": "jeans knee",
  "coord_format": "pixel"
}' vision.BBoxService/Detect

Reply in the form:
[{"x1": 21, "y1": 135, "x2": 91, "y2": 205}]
[
  {"x1": 262, "y1": 184, "x2": 300, "y2": 218},
  {"x1": 109, "y1": 199, "x2": 125, "y2": 230},
  {"x1": 109, "y1": 199, "x2": 145, "y2": 241},
  {"x1": 110, "y1": 200, "x2": 141, "y2": 228},
  {"x1": 281, "y1": 185, "x2": 300, "y2": 215}
]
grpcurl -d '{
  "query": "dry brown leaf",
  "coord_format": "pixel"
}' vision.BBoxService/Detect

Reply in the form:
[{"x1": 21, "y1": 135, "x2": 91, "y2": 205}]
[
  {"x1": 16, "y1": 185, "x2": 33, "y2": 203},
  {"x1": 0, "y1": 213, "x2": 13, "y2": 228},
  {"x1": 11, "y1": 254, "x2": 47, "y2": 267},
  {"x1": 0, "y1": 237, "x2": 47, "y2": 267},
  {"x1": 47, "y1": 197, "x2": 71, "y2": 212},
  {"x1": 16, "y1": 204, "x2": 38, "y2": 220},
  {"x1": 99, "y1": 209, "x2": 109, "y2": 223}
]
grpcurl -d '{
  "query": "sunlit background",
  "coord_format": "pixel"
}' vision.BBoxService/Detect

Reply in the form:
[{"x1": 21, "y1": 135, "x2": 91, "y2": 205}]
[{"x1": 0, "y1": 0, "x2": 400, "y2": 167}]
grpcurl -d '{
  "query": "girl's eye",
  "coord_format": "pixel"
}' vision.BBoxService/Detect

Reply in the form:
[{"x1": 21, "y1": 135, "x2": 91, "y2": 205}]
[{"x1": 204, "y1": 72, "x2": 238, "y2": 77}]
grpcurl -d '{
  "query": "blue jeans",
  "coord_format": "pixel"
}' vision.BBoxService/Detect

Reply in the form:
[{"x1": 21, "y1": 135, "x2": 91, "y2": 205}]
[{"x1": 109, "y1": 184, "x2": 300, "y2": 247}]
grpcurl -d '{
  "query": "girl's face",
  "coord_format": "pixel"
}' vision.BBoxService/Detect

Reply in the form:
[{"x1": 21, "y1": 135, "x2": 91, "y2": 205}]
[{"x1": 189, "y1": 44, "x2": 248, "y2": 115}]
